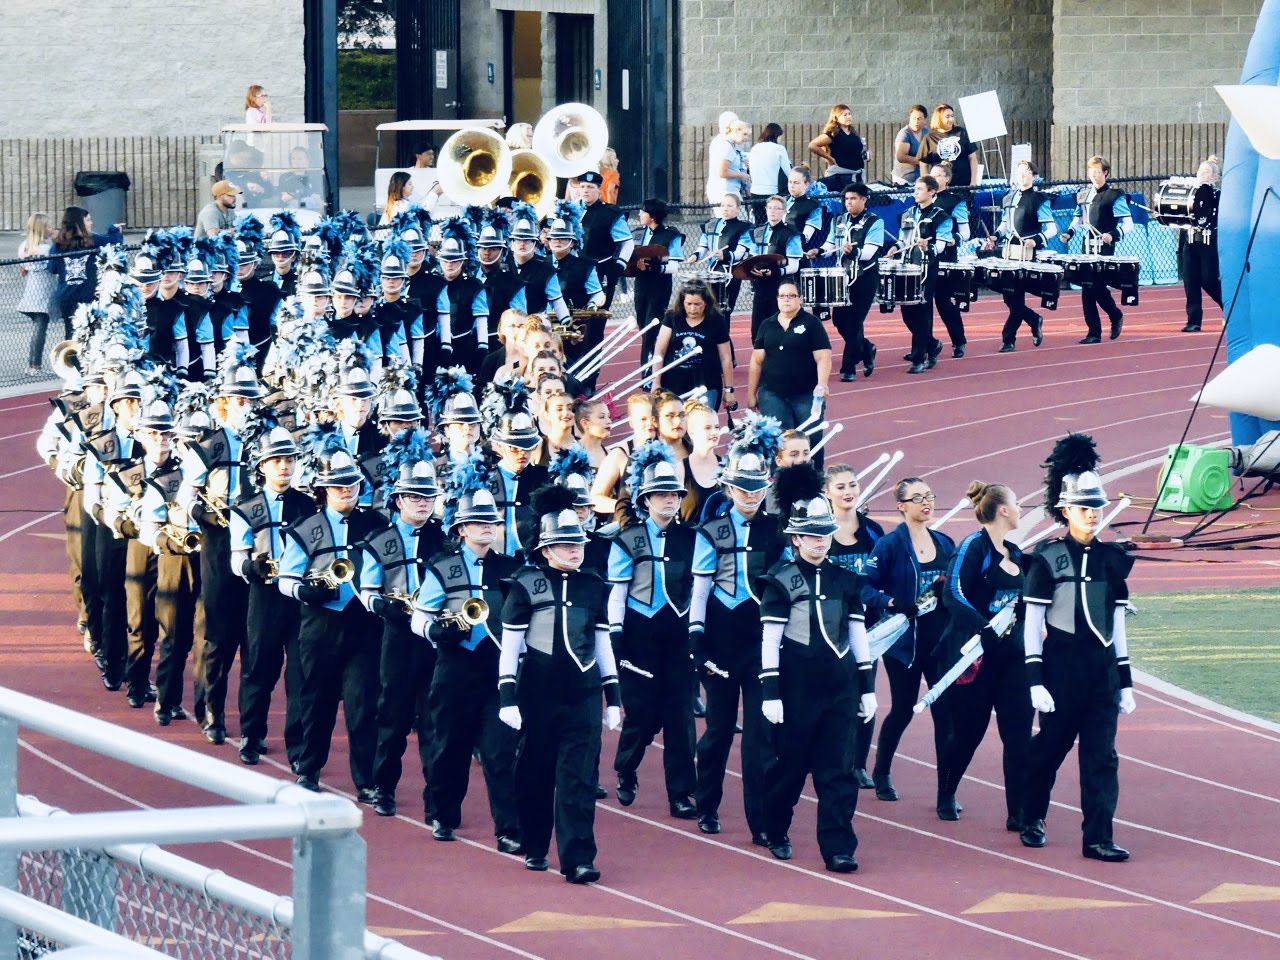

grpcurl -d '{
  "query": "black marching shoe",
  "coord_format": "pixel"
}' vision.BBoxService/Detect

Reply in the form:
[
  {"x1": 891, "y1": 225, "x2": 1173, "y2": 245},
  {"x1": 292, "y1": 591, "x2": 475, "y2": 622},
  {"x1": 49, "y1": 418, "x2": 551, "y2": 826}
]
[
  {"x1": 751, "y1": 833, "x2": 769, "y2": 848},
  {"x1": 840, "y1": 371, "x2": 857, "y2": 383},
  {"x1": 873, "y1": 772, "x2": 898, "y2": 801},
  {"x1": 567, "y1": 863, "x2": 601, "y2": 884},
  {"x1": 295, "y1": 774, "x2": 320, "y2": 792},
  {"x1": 906, "y1": 361, "x2": 926, "y2": 375},
  {"x1": 952, "y1": 343, "x2": 966, "y2": 358},
  {"x1": 1109, "y1": 313, "x2": 1124, "y2": 340},
  {"x1": 1078, "y1": 335, "x2": 1102, "y2": 345},
  {"x1": 1181, "y1": 322, "x2": 1201, "y2": 333},
  {"x1": 496, "y1": 835, "x2": 523, "y2": 856},
  {"x1": 902, "y1": 352, "x2": 915, "y2": 362},
  {"x1": 524, "y1": 855, "x2": 549, "y2": 872},
  {"x1": 1006, "y1": 814, "x2": 1023, "y2": 833},
  {"x1": 238, "y1": 738, "x2": 261, "y2": 765},
  {"x1": 862, "y1": 343, "x2": 877, "y2": 376},
  {"x1": 594, "y1": 783, "x2": 608, "y2": 800},
  {"x1": 936, "y1": 793, "x2": 961, "y2": 821},
  {"x1": 1030, "y1": 314, "x2": 1044, "y2": 346},
  {"x1": 373, "y1": 792, "x2": 397, "y2": 818},
  {"x1": 203, "y1": 722, "x2": 227, "y2": 745},
  {"x1": 669, "y1": 798, "x2": 697, "y2": 820},
  {"x1": 925, "y1": 338, "x2": 943, "y2": 369},
  {"x1": 764, "y1": 833, "x2": 793, "y2": 861},
  {"x1": 356, "y1": 787, "x2": 380, "y2": 806},
  {"x1": 1083, "y1": 840, "x2": 1130, "y2": 863},
  {"x1": 998, "y1": 342, "x2": 1016, "y2": 353},
  {"x1": 102, "y1": 674, "x2": 122, "y2": 693},
  {"x1": 431, "y1": 820, "x2": 456, "y2": 842},
  {"x1": 1020, "y1": 818, "x2": 1047, "y2": 848},
  {"x1": 615, "y1": 776, "x2": 638, "y2": 807},
  {"x1": 854, "y1": 768, "x2": 875, "y2": 790},
  {"x1": 825, "y1": 854, "x2": 858, "y2": 873},
  {"x1": 697, "y1": 814, "x2": 721, "y2": 835}
]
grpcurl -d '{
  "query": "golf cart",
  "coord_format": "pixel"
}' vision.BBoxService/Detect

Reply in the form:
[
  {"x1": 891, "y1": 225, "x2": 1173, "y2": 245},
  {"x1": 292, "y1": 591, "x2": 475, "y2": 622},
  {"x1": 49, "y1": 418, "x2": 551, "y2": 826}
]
[
  {"x1": 219, "y1": 123, "x2": 329, "y2": 230},
  {"x1": 372, "y1": 118, "x2": 506, "y2": 223}
]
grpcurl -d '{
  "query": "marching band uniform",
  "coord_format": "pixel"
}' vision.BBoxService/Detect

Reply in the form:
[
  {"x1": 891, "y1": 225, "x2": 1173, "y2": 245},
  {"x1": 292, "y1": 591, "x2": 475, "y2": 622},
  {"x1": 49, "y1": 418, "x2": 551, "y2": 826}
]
[
  {"x1": 498, "y1": 497, "x2": 621, "y2": 882},
  {"x1": 996, "y1": 183, "x2": 1057, "y2": 351},
  {"x1": 371, "y1": 243, "x2": 423, "y2": 371},
  {"x1": 439, "y1": 231, "x2": 490, "y2": 376},
  {"x1": 784, "y1": 191, "x2": 829, "y2": 254},
  {"x1": 488, "y1": 412, "x2": 550, "y2": 559},
  {"x1": 823, "y1": 192, "x2": 884, "y2": 380},
  {"x1": 545, "y1": 207, "x2": 607, "y2": 391},
  {"x1": 265, "y1": 223, "x2": 300, "y2": 299},
  {"x1": 931, "y1": 187, "x2": 970, "y2": 356},
  {"x1": 177, "y1": 256, "x2": 217, "y2": 381},
  {"x1": 577, "y1": 170, "x2": 634, "y2": 309},
  {"x1": 229, "y1": 428, "x2": 312, "y2": 766},
  {"x1": 694, "y1": 212, "x2": 751, "y2": 315},
  {"x1": 896, "y1": 190, "x2": 954, "y2": 374},
  {"x1": 1178, "y1": 179, "x2": 1222, "y2": 332},
  {"x1": 631, "y1": 205, "x2": 685, "y2": 380},
  {"x1": 734, "y1": 217, "x2": 802, "y2": 341},
  {"x1": 607, "y1": 450, "x2": 698, "y2": 817},
  {"x1": 476, "y1": 224, "x2": 527, "y2": 345},
  {"x1": 1062, "y1": 176, "x2": 1133, "y2": 343},
  {"x1": 508, "y1": 209, "x2": 570, "y2": 321}
]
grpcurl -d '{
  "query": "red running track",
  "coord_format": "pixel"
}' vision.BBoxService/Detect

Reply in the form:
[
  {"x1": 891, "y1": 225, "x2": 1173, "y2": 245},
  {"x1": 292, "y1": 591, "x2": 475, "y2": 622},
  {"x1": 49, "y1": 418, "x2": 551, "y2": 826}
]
[{"x1": 3, "y1": 285, "x2": 1279, "y2": 960}]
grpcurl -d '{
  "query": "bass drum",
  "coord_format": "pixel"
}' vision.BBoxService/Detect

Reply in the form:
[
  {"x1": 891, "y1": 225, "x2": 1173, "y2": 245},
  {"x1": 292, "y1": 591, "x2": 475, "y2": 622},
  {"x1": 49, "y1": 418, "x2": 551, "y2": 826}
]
[{"x1": 1154, "y1": 177, "x2": 1199, "y2": 227}]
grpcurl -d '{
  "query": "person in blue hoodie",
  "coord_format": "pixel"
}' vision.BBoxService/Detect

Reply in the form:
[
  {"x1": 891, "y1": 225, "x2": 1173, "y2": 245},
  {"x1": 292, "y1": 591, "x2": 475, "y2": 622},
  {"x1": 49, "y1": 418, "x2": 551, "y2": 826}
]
[{"x1": 861, "y1": 477, "x2": 955, "y2": 802}]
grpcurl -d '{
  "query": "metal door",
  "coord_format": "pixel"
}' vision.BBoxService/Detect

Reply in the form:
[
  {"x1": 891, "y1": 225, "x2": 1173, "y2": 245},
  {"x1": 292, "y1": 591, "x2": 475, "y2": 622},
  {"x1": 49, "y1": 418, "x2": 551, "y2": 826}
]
[{"x1": 431, "y1": 47, "x2": 461, "y2": 119}]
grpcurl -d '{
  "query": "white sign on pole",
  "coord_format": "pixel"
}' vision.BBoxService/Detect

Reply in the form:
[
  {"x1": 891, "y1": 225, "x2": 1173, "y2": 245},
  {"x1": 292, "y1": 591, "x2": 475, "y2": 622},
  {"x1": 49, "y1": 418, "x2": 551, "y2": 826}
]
[
  {"x1": 435, "y1": 51, "x2": 448, "y2": 90},
  {"x1": 958, "y1": 91, "x2": 1008, "y2": 143}
]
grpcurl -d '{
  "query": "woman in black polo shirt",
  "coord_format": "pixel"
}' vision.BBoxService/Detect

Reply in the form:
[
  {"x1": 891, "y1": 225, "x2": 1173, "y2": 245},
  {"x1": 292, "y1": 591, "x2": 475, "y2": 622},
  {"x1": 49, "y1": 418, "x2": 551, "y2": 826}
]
[{"x1": 746, "y1": 278, "x2": 831, "y2": 432}]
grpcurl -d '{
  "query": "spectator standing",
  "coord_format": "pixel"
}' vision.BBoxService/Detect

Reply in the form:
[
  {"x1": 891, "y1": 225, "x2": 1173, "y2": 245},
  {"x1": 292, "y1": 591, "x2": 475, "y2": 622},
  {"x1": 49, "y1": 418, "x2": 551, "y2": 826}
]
[
  {"x1": 196, "y1": 181, "x2": 241, "y2": 237},
  {"x1": 600, "y1": 148, "x2": 621, "y2": 205},
  {"x1": 49, "y1": 207, "x2": 123, "y2": 338},
  {"x1": 244, "y1": 85, "x2": 272, "y2": 125},
  {"x1": 747, "y1": 123, "x2": 792, "y2": 224},
  {"x1": 808, "y1": 104, "x2": 868, "y2": 190},
  {"x1": 706, "y1": 112, "x2": 751, "y2": 204},
  {"x1": 17, "y1": 212, "x2": 56, "y2": 376},
  {"x1": 892, "y1": 104, "x2": 929, "y2": 185},
  {"x1": 919, "y1": 103, "x2": 978, "y2": 188}
]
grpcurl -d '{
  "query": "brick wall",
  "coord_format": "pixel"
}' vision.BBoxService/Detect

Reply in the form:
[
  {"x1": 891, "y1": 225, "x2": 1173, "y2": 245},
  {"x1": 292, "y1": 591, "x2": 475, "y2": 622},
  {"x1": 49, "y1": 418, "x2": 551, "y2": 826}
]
[
  {"x1": 1052, "y1": 0, "x2": 1260, "y2": 125},
  {"x1": 0, "y1": 0, "x2": 306, "y2": 138},
  {"x1": 677, "y1": 0, "x2": 1055, "y2": 128}
]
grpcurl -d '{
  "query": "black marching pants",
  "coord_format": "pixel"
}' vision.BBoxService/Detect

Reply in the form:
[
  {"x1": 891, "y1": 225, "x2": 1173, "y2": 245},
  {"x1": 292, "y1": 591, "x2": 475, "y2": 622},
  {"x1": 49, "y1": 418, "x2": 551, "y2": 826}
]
[
  {"x1": 515, "y1": 674, "x2": 602, "y2": 874},
  {"x1": 81, "y1": 508, "x2": 102, "y2": 649},
  {"x1": 934, "y1": 273, "x2": 967, "y2": 347},
  {"x1": 900, "y1": 301, "x2": 936, "y2": 364},
  {"x1": 874, "y1": 649, "x2": 953, "y2": 789},
  {"x1": 238, "y1": 580, "x2": 301, "y2": 754},
  {"x1": 634, "y1": 275, "x2": 674, "y2": 381},
  {"x1": 294, "y1": 600, "x2": 381, "y2": 789},
  {"x1": 152, "y1": 552, "x2": 200, "y2": 712},
  {"x1": 94, "y1": 523, "x2": 128, "y2": 684},
  {"x1": 831, "y1": 270, "x2": 878, "y2": 375},
  {"x1": 1001, "y1": 289, "x2": 1040, "y2": 345},
  {"x1": 193, "y1": 525, "x2": 248, "y2": 726},
  {"x1": 371, "y1": 617, "x2": 437, "y2": 805},
  {"x1": 765, "y1": 654, "x2": 860, "y2": 861},
  {"x1": 1022, "y1": 634, "x2": 1121, "y2": 846},
  {"x1": 426, "y1": 642, "x2": 520, "y2": 837},
  {"x1": 614, "y1": 606, "x2": 696, "y2": 801},
  {"x1": 750, "y1": 276, "x2": 783, "y2": 342},
  {"x1": 1080, "y1": 282, "x2": 1121, "y2": 339},
  {"x1": 1179, "y1": 238, "x2": 1222, "y2": 327},
  {"x1": 939, "y1": 638, "x2": 1032, "y2": 818},
  {"x1": 695, "y1": 599, "x2": 773, "y2": 836}
]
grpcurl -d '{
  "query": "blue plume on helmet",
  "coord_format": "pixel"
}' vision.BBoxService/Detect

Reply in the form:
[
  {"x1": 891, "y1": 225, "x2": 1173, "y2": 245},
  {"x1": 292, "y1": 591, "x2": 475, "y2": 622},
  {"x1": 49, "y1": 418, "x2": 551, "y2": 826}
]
[
  {"x1": 332, "y1": 208, "x2": 369, "y2": 243},
  {"x1": 463, "y1": 204, "x2": 488, "y2": 235},
  {"x1": 149, "y1": 227, "x2": 191, "y2": 271},
  {"x1": 297, "y1": 420, "x2": 347, "y2": 487},
  {"x1": 548, "y1": 444, "x2": 593, "y2": 485},
  {"x1": 214, "y1": 231, "x2": 239, "y2": 270},
  {"x1": 311, "y1": 216, "x2": 348, "y2": 265},
  {"x1": 192, "y1": 235, "x2": 223, "y2": 268},
  {"x1": 381, "y1": 237, "x2": 411, "y2": 268},
  {"x1": 380, "y1": 426, "x2": 431, "y2": 480},
  {"x1": 805, "y1": 180, "x2": 832, "y2": 199},
  {"x1": 174, "y1": 379, "x2": 212, "y2": 419},
  {"x1": 347, "y1": 237, "x2": 380, "y2": 293},
  {"x1": 234, "y1": 214, "x2": 265, "y2": 252},
  {"x1": 480, "y1": 377, "x2": 530, "y2": 435},
  {"x1": 552, "y1": 199, "x2": 584, "y2": 246},
  {"x1": 269, "y1": 211, "x2": 302, "y2": 248},
  {"x1": 440, "y1": 216, "x2": 478, "y2": 263},
  {"x1": 96, "y1": 245, "x2": 129, "y2": 275},
  {"x1": 424, "y1": 365, "x2": 475, "y2": 424},
  {"x1": 139, "y1": 361, "x2": 180, "y2": 408},
  {"x1": 508, "y1": 201, "x2": 537, "y2": 229},
  {"x1": 441, "y1": 452, "x2": 491, "y2": 530},
  {"x1": 486, "y1": 207, "x2": 511, "y2": 238},
  {"x1": 626, "y1": 439, "x2": 677, "y2": 503},
  {"x1": 377, "y1": 358, "x2": 419, "y2": 401},
  {"x1": 726, "y1": 410, "x2": 783, "y2": 467},
  {"x1": 239, "y1": 406, "x2": 282, "y2": 468},
  {"x1": 216, "y1": 341, "x2": 259, "y2": 383}
]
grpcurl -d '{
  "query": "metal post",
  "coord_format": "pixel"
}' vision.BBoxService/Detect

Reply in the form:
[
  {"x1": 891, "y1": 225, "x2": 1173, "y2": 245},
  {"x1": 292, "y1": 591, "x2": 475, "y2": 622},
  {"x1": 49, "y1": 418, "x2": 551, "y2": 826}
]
[
  {"x1": 291, "y1": 830, "x2": 366, "y2": 960},
  {"x1": 0, "y1": 716, "x2": 18, "y2": 960}
]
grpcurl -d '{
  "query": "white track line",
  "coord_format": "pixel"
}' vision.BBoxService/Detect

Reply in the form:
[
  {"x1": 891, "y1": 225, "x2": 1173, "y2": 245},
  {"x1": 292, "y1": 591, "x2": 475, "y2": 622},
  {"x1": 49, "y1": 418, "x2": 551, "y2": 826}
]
[
  {"x1": 0, "y1": 511, "x2": 59, "y2": 542},
  {"x1": 0, "y1": 428, "x2": 40, "y2": 443},
  {"x1": 0, "y1": 464, "x2": 45, "y2": 481},
  {"x1": 17, "y1": 739, "x2": 550, "y2": 960}
]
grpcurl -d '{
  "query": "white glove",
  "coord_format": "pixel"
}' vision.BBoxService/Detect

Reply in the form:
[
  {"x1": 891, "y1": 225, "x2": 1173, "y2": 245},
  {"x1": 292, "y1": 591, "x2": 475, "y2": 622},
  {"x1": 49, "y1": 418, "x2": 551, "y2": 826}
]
[
  {"x1": 858, "y1": 693, "x2": 878, "y2": 723},
  {"x1": 1030, "y1": 685, "x2": 1055, "y2": 714},
  {"x1": 762, "y1": 699, "x2": 784, "y2": 724},
  {"x1": 499, "y1": 705, "x2": 523, "y2": 730},
  {"x1": 605, "y1": 705, "x2": 622, "y2": 730},
  {"x1": 1117, "y1": 688, "x2": 1136, "y2": 715}
]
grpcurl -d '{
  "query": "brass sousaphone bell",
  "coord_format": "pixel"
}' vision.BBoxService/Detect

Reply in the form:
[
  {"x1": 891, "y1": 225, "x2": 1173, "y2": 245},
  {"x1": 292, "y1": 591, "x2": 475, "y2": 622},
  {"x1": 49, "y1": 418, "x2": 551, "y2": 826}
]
[
  {"x1": 532, "y1": 103, "x2": 609, "y2": 179},
  {"x1": 50, "y1": 340, "x2": 81, "y2": 382},
  {"x1": 508, "y1": 150, "x2": 556, "y2": 219},
  {"x1": 438, "y1": 127, "x2": 513, "y2": 207}
]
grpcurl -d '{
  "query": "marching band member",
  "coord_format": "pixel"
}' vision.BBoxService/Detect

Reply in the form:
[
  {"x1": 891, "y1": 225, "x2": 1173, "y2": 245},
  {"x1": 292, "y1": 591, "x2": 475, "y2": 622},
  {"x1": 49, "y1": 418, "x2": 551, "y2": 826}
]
[
  {"x1": 823, "y1": 183, "x2": 883, "y2": 381},
  {"x1": 1060, "y1": 156, "x2": 1132, "y2": 343},
  {"x1": 371, "y1": 240, "x2": 422, "y2": 369},
  {"x1": 277, "y1": 433, "x2": 382, "y2": 797},
  {"x1": 928, "y1": 165, "x2": 971, "y2": 358},
  {"x1": 632, "y1": 198, "x2": 685, "y2": 376},
  {"x1": 822, "y1": 464, "x2": 886, "y2": 788},
  {"x1": 330, "y1": 366, "x2": 385, "y2": 509},
  {"x1": 784, "y1": 166, "x2": 830, "y2": 258},
  {"x1": 1179, "y1": 156, "x2": 1222, "y2": 333},
  {"x1": 607, "y1": 442, "x2": 698, "y2": 819},
  {"x1": 229, "y1": 424, "x2": 311, "y2": 766},
  {"x1": 358, "y1": 431, "x2": 445, "y2": 820},
  {"x1": 411, "y1": 457, "x2": 521, "y2": 848},
  {"x1": 1020, "y1": 435, "x2": 1135, "y2": 862},
  {"x1": 233, "y1": 217, "x2": 283, "y2": 363},
  {"x1": 427, "y1": 371, "x2": 483, "y2": 484},
  {"x1": 482, "y1": 381, "x2": 550, "y2": 558},
  {"x1": 734, "y1": 195, "x2": 803, "y2": 341},
  {"x1": 265, "y1": 213, "x2": 302, "y2": 298},
  {"x1": 935, "y1": 482, "x2": 1029, "y2": 826},
  {"x1": 574, "y1": 170, "x2": 633, "y2": 309},
  {"x1": 398, "y1": 221, "x2": 454, "y2": 372},
  {"x1": 989, "y1": 160, "x2": 1056, "y2": 352},
  {"x1": 508, "y1": 204, "x2": 570, "y2": 321},
  {"x1": 437, "y1": 219, "x2": 489, "y2": 375},
  {"x1": 178, "y1": 354, "x2": 263, "y2": 744},
  {"x1": 862, "y1": 477, "x2": 956, "y2": 802},
  {"x1": 690, "y1": 416, "x2": 785, "y2": 838},
  {"x1": 474, "y1": 212, "x2": 527, "y2": 346},
  {"x1": 757, "y1": 465, "x2": 876, "y2": 872},
  {"x1": 329, "y1": 243, "x2": 384, "y2": 380},
  {"x1": 178, "y1": 252, "x2": 217, "y2": 380},
  {"x1": 889, "y1": 176, "x2": 952, "y2": 374},
  {"x1": 131, "y1": 247, "x2": 179, "y2": 369},
  {"x1": 692, "y1": 193, "x2": 751, "y2": 315},
  {"x1": 544, "y1": 201, "x2": 606, "y2": 390},
  {"x1": 498, "y1": 487, "x2": 621, "y2": 882},
  {"x1": 200, "y1": 235, "x2": 238, "y2": 360}
]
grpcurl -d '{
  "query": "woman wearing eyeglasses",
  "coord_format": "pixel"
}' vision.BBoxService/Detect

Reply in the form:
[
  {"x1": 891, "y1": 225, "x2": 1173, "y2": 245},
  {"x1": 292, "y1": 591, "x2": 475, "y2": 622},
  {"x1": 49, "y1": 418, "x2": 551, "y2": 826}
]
[{"x1": 861, "y1": 478, "x2": 956, "y2": 802}]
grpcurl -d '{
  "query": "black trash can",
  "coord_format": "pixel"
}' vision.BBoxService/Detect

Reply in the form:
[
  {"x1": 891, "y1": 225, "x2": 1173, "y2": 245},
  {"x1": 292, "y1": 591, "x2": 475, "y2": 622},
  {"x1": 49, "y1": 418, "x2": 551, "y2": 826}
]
[{"x1": 73, "y1": 171, "x2": 132, "y2": 228}]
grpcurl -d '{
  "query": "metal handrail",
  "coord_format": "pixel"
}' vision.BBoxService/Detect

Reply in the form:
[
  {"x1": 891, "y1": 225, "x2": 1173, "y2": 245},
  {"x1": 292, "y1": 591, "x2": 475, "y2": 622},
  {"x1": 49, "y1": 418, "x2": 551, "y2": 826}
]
[{"x1": 0, "y1": 889, "x2": 167, "y2": 959}]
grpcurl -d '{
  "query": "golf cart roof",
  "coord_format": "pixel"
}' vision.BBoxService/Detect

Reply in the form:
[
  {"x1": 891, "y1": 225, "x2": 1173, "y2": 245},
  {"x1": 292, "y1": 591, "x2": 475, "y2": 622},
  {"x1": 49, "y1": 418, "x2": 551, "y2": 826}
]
[
  {"x1": 375, "y1": 119, "x2": 504, "y2": 132},
  {"x1": 221, "y1": 123, "x2": 329, "y2": 134}
]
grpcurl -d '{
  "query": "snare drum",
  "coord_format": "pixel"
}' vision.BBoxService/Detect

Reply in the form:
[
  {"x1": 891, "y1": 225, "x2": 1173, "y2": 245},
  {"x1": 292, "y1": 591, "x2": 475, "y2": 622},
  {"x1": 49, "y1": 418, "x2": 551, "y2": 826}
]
[
  {"x1": 938, "y1": 261, "x2": 976, "y2": 310},
  {"x1": 1002, "y1": 240, "x2": 1035, "y2": 262},
  {"x1": 800, "y1": 266, "x2": 849, "y2": 307},
  {"x1": 1154, "y1": 177, "x2": 1198, "y2": 227},
  {"x1": 876, "y1": 260, "x2": 924, "y2": 312},
  {"x1": 686, "y1": 269, "x2": 732, "y2": 308},
  {"x1": 1024, "y1": 261, "x2": 1063, "y2": 310}
]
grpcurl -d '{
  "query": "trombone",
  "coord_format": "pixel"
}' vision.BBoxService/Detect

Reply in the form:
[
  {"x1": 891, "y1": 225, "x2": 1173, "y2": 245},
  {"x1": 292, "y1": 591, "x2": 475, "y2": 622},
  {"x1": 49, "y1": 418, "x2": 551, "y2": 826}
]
[
  {"x1": 306, "y1": 557, "x2": 355, "y2": 589},
  {"x1": 437, "y1": 597, "x2": 488, "y2": 630}
]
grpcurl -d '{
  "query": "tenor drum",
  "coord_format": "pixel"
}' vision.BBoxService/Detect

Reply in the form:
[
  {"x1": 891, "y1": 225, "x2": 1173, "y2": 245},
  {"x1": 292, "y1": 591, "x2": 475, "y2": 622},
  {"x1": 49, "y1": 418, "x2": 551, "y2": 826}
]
[
  {"x1": 1024, "y1": 262, "x2": 1063, "y2": 310},
  {"x1": 800, "y1": 266, "x2": 849, "y2": 307},
  {"x1": 979, "y1": 259, "x2": 1026, "y2": 295},
  {"x1": 1057, "y1": 254, "x2": 1103, "y2": 286},
  {"x1": 938, "y1": 261, "x2": 976, "y2": 310},
  {"x1": 876, "y1": 260, "x2": 924, "y2": 312},
  {"x1": 1154, "y1": 178, "x2": 1199, "y2": 227},
  {"x1": 1102, "y1": 256, "x2": 1141, "y2": 306}
]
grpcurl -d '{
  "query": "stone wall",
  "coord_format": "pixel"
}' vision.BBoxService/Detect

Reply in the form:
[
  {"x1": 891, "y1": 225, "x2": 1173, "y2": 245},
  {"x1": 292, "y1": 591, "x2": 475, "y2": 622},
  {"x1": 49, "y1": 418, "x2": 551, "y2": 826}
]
[
  {"x1": 0, "y1": 0, "x2": 306, "y2": 138},
  {"x1": 1052, "y1": 0, "x2": 1259, "y2": 125},
  {"x1": 677, "y1": 0, "x2": 1055, "y2": 128}
]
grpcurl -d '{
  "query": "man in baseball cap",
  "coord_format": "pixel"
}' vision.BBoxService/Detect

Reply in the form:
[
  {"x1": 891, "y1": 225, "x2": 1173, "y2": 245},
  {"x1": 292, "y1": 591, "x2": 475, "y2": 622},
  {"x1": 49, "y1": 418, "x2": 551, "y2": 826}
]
[{"x1": 197, "y1": 181, "x2": 241, "y2": 237}]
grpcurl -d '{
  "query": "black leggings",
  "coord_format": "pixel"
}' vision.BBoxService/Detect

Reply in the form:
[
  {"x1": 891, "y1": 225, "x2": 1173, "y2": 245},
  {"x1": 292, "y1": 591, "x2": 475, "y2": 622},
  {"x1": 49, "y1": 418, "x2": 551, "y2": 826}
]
[{"x1": 874, "y1": 650, "x2": 953, "y2": 788}]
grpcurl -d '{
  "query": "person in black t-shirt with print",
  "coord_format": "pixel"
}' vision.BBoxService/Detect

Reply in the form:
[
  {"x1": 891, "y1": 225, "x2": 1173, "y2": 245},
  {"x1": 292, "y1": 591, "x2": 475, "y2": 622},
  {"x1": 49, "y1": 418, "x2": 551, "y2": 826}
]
[{"x1": 650, "y1": 281, "x2": 736, "y2": 411}]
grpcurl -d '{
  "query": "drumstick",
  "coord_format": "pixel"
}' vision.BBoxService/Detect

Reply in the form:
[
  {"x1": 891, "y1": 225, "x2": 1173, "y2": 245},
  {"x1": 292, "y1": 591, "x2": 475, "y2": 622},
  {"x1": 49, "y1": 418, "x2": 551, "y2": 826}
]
[
  {"x1": 855, "y1": 450, "x2": 904, "y2": 509},
  {"x1": 807, "y1": 422, "x2": 844, "y2": 457}
]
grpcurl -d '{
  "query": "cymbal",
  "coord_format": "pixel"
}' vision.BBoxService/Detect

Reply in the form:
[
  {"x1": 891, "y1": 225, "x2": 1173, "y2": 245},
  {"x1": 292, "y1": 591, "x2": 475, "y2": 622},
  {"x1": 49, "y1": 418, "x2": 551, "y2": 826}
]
[
  {"x1": 624, "y1": 243, "x2": 670, "y2": 277},
  {"x1": 732, "y1": 253, "x2": 786, "y2": 280}
]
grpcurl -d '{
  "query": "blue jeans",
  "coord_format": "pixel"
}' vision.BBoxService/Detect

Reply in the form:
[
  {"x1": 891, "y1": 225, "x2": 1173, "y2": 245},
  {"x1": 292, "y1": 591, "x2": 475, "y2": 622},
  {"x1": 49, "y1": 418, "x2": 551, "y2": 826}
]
[{"x1": 757, "y1": 389, "x2": 822, "y2": 431}]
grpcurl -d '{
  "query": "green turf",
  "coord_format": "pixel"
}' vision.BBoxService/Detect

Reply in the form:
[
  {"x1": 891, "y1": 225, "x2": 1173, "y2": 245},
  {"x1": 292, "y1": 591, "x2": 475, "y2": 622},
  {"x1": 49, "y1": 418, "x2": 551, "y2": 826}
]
[{"x1": 1127, "y1": 588, "x2": 1280, "y2": 722}]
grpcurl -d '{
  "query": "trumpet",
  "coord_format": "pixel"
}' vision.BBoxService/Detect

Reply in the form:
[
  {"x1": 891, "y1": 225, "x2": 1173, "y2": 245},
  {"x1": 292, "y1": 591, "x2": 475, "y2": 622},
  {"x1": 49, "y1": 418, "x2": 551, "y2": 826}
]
[
  {"x1": 254, "y1": 554, "x2": 279, "y2": 584},
  {"x1": 437, "y1": 597, "x2": 488, "y2": 630},
  {"x1": 198, "y1": 490, "x2": 230, "y2": 528},
  {"x1": 553, "y1": 314, "x2": 586, "y2": 345},
  {"x1": 162, "y1": 525, "x2": 202, "y2": 554},
  {"x1": 307, "y1": 557, "x2": 355, "y2": 589},
  {"x1": 384, "y1": 591, "x2": 416, "y2": 614}
]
